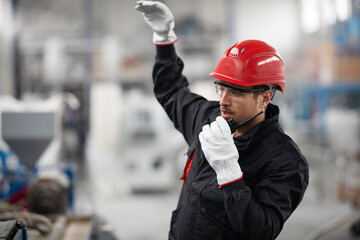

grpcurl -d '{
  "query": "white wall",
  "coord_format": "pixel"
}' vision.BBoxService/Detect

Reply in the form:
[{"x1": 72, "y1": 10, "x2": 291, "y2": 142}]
[{"x1": 235, "y1": 0, "x2": 300, "y2": 58}]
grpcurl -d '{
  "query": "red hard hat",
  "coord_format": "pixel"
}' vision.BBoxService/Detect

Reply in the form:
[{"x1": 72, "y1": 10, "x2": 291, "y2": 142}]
[{"x1": 210, "y1": 40, "x2": 285, "y2": 93}]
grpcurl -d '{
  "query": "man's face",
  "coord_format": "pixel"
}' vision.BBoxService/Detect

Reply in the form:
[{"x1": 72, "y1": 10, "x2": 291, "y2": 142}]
[{"x1": 217, "y1": 81, "x2": 264, "y2": 124}]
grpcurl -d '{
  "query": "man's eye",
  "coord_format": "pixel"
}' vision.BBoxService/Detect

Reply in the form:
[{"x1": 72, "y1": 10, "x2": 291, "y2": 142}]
[{"x1": 231, "y1": 90, "x2": 241, "y2": 96}]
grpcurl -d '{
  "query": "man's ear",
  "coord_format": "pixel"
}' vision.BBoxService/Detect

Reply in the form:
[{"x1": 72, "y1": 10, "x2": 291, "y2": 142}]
[{"x1": 259, "y1": 90, "x2": 272, "y2": 108}]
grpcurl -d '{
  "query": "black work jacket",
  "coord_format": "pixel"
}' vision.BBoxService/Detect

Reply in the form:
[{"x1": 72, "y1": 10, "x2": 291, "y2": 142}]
[{"x1": 153, "y1": 45, "x2": 309, "y2": 240}]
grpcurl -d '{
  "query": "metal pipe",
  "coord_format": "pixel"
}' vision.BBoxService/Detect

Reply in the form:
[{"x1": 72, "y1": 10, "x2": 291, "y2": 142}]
[{"x1": 11, "y1": 0, "x2": 21, "y2": 99}]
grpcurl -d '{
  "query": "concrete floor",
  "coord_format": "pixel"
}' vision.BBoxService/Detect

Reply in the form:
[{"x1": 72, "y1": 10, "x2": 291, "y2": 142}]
[
  {"x1": 73, "y1": 147, "x2": 359, "y2": 240},
  {"x1": 74, "y1": 148, "x2": 180, "y2": 240}
]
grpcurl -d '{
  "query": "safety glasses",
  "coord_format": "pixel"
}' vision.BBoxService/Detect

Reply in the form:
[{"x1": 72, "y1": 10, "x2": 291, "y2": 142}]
[{"x1": 214, "y1": 81, "x2": 267, "y2": 102}]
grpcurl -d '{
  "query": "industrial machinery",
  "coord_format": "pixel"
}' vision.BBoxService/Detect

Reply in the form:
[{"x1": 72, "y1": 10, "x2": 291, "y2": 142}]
[
  {"x1": 121, "y1": 90, "x2": 185, "y2": 193},
  {"x1": 0, "y1": 220, "x2": 27, "y2": 240},
  {"x1": 301, "y1": 85, "x2": 360, "y2": 240},
  {"x1": 0, "y1": 97, "x2": 117, "y2": 240}
]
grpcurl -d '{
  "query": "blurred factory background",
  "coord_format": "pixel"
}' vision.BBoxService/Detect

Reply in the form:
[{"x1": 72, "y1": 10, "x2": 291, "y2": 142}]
[{"x1": 0, "y1": 0, "x2": 359, "y2": 239}]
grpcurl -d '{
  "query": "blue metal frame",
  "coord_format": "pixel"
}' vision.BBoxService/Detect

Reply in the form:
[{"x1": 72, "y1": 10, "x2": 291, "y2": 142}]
[{"x1": 293, "y1": 82, "x2": 360, "y2": 142}]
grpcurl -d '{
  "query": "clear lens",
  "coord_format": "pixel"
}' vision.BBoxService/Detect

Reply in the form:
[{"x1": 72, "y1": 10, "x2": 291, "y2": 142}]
[
  {"x1": 214, "y1": 83, "x2": 243, "y2": 102},
  {"x1": 214, "y1": 82, "x2": 266, "y2": 102}
]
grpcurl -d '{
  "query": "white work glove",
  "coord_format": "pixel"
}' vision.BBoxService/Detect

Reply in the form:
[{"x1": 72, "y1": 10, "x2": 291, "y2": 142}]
[
  {"x1": 135, "y1": 1, "x2": 178, "y2": 45},
  {"x1": 199, "y1": 116, "x2": 243, "y2": 186}
]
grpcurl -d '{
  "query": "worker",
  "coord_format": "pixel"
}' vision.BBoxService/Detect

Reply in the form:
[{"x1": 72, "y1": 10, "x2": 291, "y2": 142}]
[{"x1": 135, "y1": 1, "x2": 309, "y2": 240}]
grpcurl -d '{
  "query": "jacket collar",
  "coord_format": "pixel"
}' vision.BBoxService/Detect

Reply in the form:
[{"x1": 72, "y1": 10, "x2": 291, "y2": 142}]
[{"x1": 234, "y1": 103, "x2": 279, "y2": 150}]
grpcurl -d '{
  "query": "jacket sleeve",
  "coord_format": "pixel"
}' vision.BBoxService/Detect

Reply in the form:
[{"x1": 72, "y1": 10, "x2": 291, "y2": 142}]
[
  {"x1": 152, "y1": 44, "x2": 211, "y2": 145},
  {"x1": 221, "y1": 158, "x2": 309, "y2": 240}
]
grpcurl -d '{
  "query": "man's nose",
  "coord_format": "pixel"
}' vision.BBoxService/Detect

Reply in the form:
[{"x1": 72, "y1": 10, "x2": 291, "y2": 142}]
[{"x1": 219, "y1": 91, "x2": 231, "y2": 106}]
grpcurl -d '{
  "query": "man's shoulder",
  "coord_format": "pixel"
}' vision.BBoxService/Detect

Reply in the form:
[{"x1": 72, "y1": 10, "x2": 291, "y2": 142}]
[{"x1": 265, "y1": 128, "x2": 308, "y2": 168}]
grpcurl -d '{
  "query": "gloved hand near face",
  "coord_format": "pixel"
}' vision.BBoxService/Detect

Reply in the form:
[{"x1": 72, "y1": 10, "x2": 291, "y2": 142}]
[
  {"x1": 199, "y1": 116, "x2": 243, "y2": 186},
  {"x1": 135, "y1": 1, "x2": 177, "y2": 45}
]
